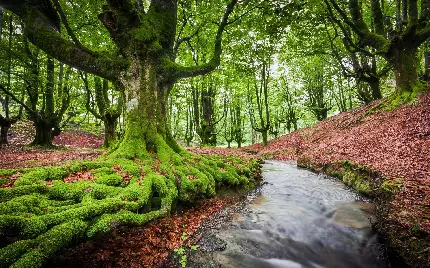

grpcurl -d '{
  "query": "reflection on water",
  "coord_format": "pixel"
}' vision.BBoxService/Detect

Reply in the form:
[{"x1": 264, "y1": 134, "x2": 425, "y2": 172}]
[{"x1": 212, "y1": 161, "x2": 388, "y2": 268}]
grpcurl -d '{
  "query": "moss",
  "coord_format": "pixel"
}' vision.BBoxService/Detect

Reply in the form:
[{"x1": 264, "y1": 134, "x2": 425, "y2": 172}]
[
  {"x1": 0, "y1": 194, "x2": 49, "y2": 216},
  {"x1": 0, "y1": 240, "x2": 33, "y2": 268},
  {"x1": 92, "y1": 167, "x2": 123, "y2": 186},
  {"x1": 0, "y1": 177, "x2": 10, "y2": 186},
  {"x1": 0, "y1": 145, "x2": 261, "y2": 267},
  {"x1": 0, "y1": 185, "x2": 48, "y2": 201},
  {"x1": 380, "y1": 178, "x2": 403, "y2": 194},
  {"x1": 14, "y1": 167, "x2": 69, "y2": 187},
  {"x1": 0, "y1": 169, "x2": 18, "y2": 177}
]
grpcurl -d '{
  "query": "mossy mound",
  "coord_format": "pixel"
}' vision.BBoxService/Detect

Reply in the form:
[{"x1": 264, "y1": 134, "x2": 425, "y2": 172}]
[{"x1": 0, "y1": 151, "x2": 261, "y2": 268}]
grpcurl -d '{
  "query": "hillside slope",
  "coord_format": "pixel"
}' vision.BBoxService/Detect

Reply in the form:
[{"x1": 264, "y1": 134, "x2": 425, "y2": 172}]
[{"x1": 246, "y1": 92, "x2": 430, "y2": 268}]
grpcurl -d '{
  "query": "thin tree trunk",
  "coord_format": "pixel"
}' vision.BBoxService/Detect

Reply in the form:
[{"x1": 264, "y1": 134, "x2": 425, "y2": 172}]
[
  {"x1": 0, "y1": 6, "x2": 3, "y2": 40},
  {"x1": 103, "y1": 117, "x2": 117, "y2": 148},
  {"x1": 262, "y1": 130, "x2": 268, "y2": 146}
]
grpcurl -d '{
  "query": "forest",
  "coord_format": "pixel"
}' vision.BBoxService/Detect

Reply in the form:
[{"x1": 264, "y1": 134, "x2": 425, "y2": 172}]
[{"x1": 0, "y1": 0, "x2": 429, "y2": 268}]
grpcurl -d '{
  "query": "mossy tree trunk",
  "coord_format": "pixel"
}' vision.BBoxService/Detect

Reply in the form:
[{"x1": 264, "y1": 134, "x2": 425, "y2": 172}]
[
  {"x1": 32, "y1": 117, "x2": 55, "y2": 146},
  {"x1": 104, "y1": 115, "x2": 119, "y2": 148},
  {"x1": 261, "y1": 130, "x2": 268, "y2": 147},
  {"x1": 28, "y1": 56, "x2": 70, "y2": 146},
  {"x1": 192, "y1": 82, "x2": 220, "y2": 147},
  {"x1": 389, "y1": 48, "x2": 420, "y2": 93},
  {"x1": 325, "y1": 0, "x2": 430, "y2": 96},
  {"x1": 2, "y1": 0, "x2": 238, "y2": 153}
]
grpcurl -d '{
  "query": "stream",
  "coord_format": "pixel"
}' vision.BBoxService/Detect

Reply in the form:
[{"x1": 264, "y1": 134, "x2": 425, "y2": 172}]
[{"x1": 189, "y1": 160, "x2": 393, "y2": 268}]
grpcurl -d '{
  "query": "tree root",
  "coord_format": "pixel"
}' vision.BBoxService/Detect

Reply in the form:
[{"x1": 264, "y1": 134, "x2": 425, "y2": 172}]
[{"x1": 0, "y1": 150, "x2": 261, "y2": 267}]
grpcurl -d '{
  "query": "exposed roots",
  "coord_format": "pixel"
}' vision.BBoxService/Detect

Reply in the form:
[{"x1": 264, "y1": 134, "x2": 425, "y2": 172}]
[{"x1": 0, "y1": 142, "x2": 261, "y2": 267}]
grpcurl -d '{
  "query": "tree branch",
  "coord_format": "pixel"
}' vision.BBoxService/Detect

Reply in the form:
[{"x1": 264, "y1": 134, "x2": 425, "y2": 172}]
[
  {"x1": 173, "y1": 0, "x2": 238, "y2": 79},
  {"x1": 0, "y1": 83, "x2": 35, "y2": 115},
  {"x1": 0, "y1": 0, "x2": 128, "y2": 82}
]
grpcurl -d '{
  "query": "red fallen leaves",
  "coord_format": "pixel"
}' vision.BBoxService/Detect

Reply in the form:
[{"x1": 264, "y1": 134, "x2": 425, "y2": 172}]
[
  {"x1": 63, "y1": 171, "x2": 95, "y2": 184},
  {"x1": 113, "y1": 165, "x2": 133, "y2": 184},
  {"x1": 244, "y1": 92, "x2": 430, "y2": 233},
  {"x1": 0, "y1": 147, "x2": 102, "y2": 169},
  {"x1": 48, "y1": 198, "x2": 229, "y2": 268},
  {"x1": 0, "y1": 172, "x2": 21, "y2": 189},
  {"x1": 53, "y1": 130, "x2": 104, "y2": 149},
  {"x1": 0, "y1": 129, "x2": 103, "y2": 169}
]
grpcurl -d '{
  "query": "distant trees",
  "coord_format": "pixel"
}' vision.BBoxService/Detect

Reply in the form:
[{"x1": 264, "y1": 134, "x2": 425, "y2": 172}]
[
  {"x1": 248, "y1": 59, "x2": 271, "y2": 146},
  {"x1": 81, "y1": 73, "x2": 122, "y2": 148}
]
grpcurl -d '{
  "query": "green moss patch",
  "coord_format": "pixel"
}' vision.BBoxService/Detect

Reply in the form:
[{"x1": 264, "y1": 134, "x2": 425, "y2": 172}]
[{"x1": 0, "y1": 151, "x2": 261, "y2": 268}]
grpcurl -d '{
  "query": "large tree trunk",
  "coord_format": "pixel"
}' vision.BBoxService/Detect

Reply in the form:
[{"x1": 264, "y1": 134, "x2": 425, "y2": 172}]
[
  {"x1": 391, "y1": 49, "x2": 420, "y2": 93},
  {"x1": 109, "y1": 60, "x2": 179, "y2": 159},
  {"x1": 32, "y1": 118, "x2": 54, "y2": 146},
  {"x1": 369, "y1": 78, "x2": 382, "y2": 100}
]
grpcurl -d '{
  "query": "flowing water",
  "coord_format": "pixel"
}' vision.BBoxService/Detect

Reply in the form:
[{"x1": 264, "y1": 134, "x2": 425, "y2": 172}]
[{"x1": 193, "y1": 160, "x2": 392, "y2": 268}]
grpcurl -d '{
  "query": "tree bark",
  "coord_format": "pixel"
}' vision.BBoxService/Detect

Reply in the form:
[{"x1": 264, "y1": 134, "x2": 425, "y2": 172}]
[
  {"x1": 0, "y1": 125, "x2": 8, "y2": 144},
  {"x1": 109, "y1": 59, "x2": 179, "y2": 159},
  {"x1": 369, "y1": 78, "x2": 382, "y2": 100},
  {"x1": 390, "y1": 48, "x2": 420, "y2": 93},
  {"x1": 103, "y1": 116, "x2": 118, "y2": 148},
  {"x1": 32, "y1": 117, "x2": 54, "y2": 146},
  {"x1": 262, "y1": 130, "x2": 268, "y2": 147}
]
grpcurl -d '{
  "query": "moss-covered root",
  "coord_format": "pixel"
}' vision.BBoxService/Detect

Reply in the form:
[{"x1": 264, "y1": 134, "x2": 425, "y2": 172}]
[
  {"x1": 0, "y1": 145, "x2": 261, "y2": 267},
  {"x1": 0, "y1": 220, "x2": 88, "y2": 268}
]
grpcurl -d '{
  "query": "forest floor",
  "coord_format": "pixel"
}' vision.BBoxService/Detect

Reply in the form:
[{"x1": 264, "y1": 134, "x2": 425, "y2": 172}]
[
  {"x1": 1, "y1": 92, "x2": 429, "y2": 267},
  {"x1": 244, "y1": 91, "x2": 430, "y2": 268},
  {"x1": 0, "y1": 121, "x2": 103, "y2": 169},
  {"x1": 0, "y1": 123, "x2": 259, "y2": 267}
]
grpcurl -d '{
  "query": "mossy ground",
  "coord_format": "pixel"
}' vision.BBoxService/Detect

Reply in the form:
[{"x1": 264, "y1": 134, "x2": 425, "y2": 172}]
[{"x1": 0, "y1": 148, "x2": 261, "y2": 268}]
